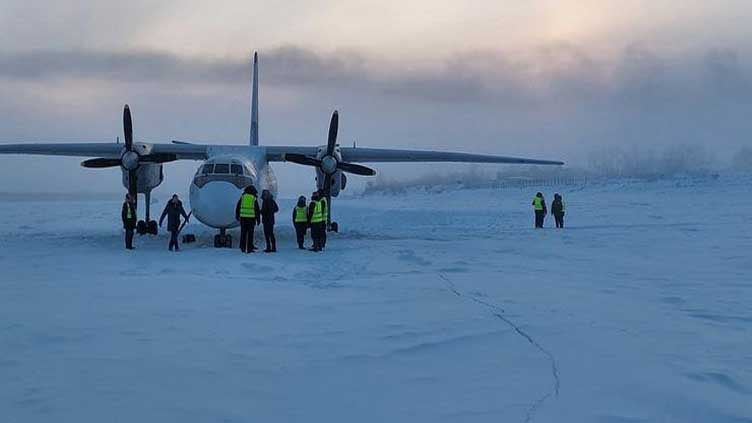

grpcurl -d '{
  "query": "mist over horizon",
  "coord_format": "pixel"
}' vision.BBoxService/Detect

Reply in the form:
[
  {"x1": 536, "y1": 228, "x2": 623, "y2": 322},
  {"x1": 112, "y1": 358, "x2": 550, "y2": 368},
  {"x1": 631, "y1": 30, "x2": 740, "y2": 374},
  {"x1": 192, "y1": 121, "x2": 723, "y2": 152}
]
[{"x1": 1, "y1": 1, "x2": 751, "y2": 196}]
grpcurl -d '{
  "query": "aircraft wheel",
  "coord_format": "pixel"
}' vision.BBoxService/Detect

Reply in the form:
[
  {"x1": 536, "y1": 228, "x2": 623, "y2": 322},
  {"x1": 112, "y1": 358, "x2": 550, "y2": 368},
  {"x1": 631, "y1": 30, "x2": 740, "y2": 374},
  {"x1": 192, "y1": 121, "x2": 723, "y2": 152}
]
[
  {"x1": 136, "y1": 220, "x2": 147, "y2": 235},
  {"x1": 147, "y1": 220, "x2": 158, "y2": 235},
  {"x1": 214, "y1": 234, "x2": 232, "y2": 248},
  {"x1": 330, "y1": 222, "x2": 339, "y2": 233}
]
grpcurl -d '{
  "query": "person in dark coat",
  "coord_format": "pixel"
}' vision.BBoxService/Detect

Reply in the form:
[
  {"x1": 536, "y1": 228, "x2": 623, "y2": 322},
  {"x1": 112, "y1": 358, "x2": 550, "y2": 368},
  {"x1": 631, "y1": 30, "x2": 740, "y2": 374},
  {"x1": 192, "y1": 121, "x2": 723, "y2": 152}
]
[
  {"x1": 532, "y1": 192, "x2": 547, "y2": 228},
  {"x1": 292, "y1": 195, "x2": 308, "y2": 249},
  {"x1": 159, "y1": 194, "x2": 190, "y2": 251},
  {"x1": 551, "y1": 193, "x2": 565, "y2": 229},
  {"x1": 121, "y1": 193, "x2": 137, "y2": 250},
  {"x1": 235, "y1": 185, "x2": 260, "y2": 253},
  {"x1": 260, "y1": 189, "x2": 279, "y2": 253}
]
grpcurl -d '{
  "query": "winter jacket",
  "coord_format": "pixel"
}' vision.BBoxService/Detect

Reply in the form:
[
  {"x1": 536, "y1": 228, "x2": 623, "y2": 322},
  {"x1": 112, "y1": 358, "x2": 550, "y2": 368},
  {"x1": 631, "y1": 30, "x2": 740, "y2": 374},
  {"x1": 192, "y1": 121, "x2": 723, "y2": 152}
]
[
  {"x1": 159, "y1": 200, "x2": 189, "y2": 232},
  {"x1": 122, "y1": 201, "x2": 137, "y2": 229},
  {"x1": 551, "y1": 198, "x2": 565, "y2": 216},
  {"x1": 261, "y1": 199, "x2": 279, "y2": 225}
]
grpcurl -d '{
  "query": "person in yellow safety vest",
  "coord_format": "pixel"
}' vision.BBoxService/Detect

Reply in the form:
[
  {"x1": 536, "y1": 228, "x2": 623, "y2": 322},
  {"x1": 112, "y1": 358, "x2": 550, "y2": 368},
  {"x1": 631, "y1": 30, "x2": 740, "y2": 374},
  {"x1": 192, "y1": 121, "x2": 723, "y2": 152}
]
[
  {"x1": 308, "y1": 192, "x2": 325, "y2": 252},
  {"x1": 532, "y1": 192, "x2": 547, "y2": 228},
  {"x1": 292, "y1": 195, "x2": 309, "y2": 250},
  {"x1": 235, "y1": 185, "x2": 260, "y2": 253},
  {"x1": 318, "y1": 190, "x2": 328, "y2": 249},
  {"x1": 551, "y1": 193, "x2": 566, "y2": 228},
  {"x1": 121, "y1": 193, "x2": 137, "y2": 250}
]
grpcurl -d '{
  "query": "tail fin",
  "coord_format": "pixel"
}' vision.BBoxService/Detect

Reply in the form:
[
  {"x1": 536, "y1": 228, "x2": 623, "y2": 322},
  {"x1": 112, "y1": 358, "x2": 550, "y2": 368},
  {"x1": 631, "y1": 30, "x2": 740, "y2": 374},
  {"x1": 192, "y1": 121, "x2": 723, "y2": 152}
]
[{"x1": 249, "y1": 51, "x2": 259, "y2": 146}]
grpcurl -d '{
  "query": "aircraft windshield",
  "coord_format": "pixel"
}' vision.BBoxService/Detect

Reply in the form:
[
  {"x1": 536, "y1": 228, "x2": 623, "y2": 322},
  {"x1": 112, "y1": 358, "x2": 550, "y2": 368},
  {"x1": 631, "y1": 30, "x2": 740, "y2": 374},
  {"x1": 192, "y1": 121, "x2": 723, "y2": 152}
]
[
  {"x1": 231, "y1": 164, "x2": 243, "y2": 175},
  {"x1": 201, "y1": 164, "x2": 214, "y2": 175},
  {"x1": 214, "y1": 164, "x2": 230, "y2": 174}
]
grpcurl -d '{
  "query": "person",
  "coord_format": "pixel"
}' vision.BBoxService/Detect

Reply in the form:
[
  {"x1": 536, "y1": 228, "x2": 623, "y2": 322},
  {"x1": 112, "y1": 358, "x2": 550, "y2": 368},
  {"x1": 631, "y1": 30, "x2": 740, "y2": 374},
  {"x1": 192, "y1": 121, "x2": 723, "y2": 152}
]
[
  {"x1": 532, "y1": 192, "x2": 547, "y2": 228},
  {"x1": 260, "y1": 189, "x2": 279, "y2": 253},
  {"x1": 551, "y1": 193, "x2": 565, "y2": 229},
  {"x1": 308, "y1": 192, "x2": 325, "y2": 252},
  {"x1": 292, "y1": 196, "x2": 309, "y2": 249},
  {"x1": 318, "y1": 190, "x2": 328, "y2": 249},
  {"x1": 235, "y1": 185, "x2": 260, "y2": 253},
  {"x1": 121, "y1": 193, "x2": 137, "y2": 250},
  {"x1": 159, "y1": 194, "x2": 190, "y2": 251}
]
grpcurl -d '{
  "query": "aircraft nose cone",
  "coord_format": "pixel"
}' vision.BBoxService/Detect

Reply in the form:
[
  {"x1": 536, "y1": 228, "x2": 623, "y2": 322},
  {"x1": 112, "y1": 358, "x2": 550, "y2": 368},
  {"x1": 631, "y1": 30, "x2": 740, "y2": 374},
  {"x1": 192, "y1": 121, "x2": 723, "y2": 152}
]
[{"x1": 190, "y1": 181, "x2": 241, "y2": 228}]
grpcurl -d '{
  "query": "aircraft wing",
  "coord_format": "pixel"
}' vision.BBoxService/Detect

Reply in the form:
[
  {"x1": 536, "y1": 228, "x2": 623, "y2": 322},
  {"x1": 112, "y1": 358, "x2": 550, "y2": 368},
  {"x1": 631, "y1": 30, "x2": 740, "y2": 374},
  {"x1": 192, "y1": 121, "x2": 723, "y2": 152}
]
[
  {"x1": 340, "y1": 148, "x2": 564, "y2": 165},
  {"x1": 266, "y1": 146, "x2": 563, "y2": 166},
  {"x1": 0, "y1": 142, "x2": 209, "y2": 160}
]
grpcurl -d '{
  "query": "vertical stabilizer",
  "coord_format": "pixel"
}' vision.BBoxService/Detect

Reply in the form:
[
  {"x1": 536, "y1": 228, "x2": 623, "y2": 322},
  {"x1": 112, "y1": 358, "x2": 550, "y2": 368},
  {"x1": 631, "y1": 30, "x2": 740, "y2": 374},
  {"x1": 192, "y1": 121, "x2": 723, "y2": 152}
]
[{"x1": 250, "y1": 51, "x2": 259, "y2": 146}]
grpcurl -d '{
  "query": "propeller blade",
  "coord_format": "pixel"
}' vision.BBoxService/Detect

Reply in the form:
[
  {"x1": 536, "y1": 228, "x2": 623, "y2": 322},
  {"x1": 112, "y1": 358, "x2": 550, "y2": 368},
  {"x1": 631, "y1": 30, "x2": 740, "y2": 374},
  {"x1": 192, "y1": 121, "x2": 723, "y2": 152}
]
[
  {"x1": 326, "y1": 111, "x2": 338, "y2": 156},
  {"x1": 284, "y1": 153, "x2": 322, "y2": 167},
  {"x1": 323, "y1": 173, "x2": 332, "y2": 230},
  {"x1": 337, "y1": 161, "x2": 376, "y2": 176},
  {"x1": 140, "y1": 153, "x2": 178, "y2": 164},
  {"x1": 128, "y1": 169, "x2": 138, "y2": 202},
  {"x1": 123, "y1": 104, "x2": 133, "y2": 151},
  {"x1": 81, "y1": 158, "x2": 122, "y2": 168}
]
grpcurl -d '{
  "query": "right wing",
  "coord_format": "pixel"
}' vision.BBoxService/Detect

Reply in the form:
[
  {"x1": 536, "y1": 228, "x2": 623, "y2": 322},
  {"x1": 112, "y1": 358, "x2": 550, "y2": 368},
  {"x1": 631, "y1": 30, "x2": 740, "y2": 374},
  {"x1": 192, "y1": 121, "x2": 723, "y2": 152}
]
[
  {"x1": 339, "y1": 147, "x2": 564, "y2": 165},
  {"x1": 265, "y1": 146, "x2": 563, "y2": 166}
]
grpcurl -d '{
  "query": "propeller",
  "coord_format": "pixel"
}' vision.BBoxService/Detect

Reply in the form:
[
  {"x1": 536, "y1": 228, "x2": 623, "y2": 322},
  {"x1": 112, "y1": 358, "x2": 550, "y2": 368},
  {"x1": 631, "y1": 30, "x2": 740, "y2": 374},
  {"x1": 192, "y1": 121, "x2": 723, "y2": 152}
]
[
  {"x1": 283, "y1": 111, "x2": 376, "y2": 231},
  {"x1": 283, "y1": 111, "x2": 376, "y2": 177},
  {"x1": 81, "y1": 105, "x2": 178, "y2": 201}
]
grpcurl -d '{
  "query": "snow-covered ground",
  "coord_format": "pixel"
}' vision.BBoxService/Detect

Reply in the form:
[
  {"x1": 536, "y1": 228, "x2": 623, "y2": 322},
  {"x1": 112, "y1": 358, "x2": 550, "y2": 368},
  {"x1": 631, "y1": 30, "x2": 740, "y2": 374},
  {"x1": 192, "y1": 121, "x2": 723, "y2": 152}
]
[{"x1": 1, "y1": 175, "x2": 750, "y2": 423}]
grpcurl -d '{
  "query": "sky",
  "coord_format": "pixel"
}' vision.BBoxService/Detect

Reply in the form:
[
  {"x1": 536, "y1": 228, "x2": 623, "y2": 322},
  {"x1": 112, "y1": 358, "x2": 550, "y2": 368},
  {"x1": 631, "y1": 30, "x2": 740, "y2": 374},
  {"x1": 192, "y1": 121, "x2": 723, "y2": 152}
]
[{"x1": 1, "y1": 0, "x2": 751, "y2": 195}]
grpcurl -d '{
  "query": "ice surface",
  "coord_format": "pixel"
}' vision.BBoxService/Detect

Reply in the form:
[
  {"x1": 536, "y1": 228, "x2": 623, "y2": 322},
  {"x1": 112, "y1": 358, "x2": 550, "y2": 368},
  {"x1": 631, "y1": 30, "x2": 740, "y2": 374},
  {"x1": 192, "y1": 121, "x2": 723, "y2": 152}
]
[{"x1": 1, "y1": 175, "x2": 750, "y2": 422}]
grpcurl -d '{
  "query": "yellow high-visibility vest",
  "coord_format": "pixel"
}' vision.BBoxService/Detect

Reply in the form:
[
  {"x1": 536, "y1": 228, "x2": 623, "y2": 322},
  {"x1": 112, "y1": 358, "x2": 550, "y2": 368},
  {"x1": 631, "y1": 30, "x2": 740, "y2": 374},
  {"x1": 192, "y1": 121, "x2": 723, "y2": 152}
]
[
  {"x1": 533, "y1": 197, "x2": 544, "y2": 211},
  {"x1": 311, "y1": 201, "x2": 324, "y2": 223},
  {"x1": 294, "y1": 206, "x2": 308, "y2": 223},
  {"x1": 239, "y1": 194, "x2": 256, "y2": 218},
  {"x1": 320, "y1": 197, "x2": 328, "y2": 219},
  {"x1": 126, "y1": 203, "x2": 134, "y2": 219}
]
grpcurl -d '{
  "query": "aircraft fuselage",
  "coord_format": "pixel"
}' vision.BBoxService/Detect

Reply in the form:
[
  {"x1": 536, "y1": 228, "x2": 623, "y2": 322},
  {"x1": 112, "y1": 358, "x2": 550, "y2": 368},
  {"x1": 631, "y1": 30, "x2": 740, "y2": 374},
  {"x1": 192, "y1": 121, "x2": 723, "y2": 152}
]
[{"x1": 189, "y1": 147, "x2": 277, "y2": 229}]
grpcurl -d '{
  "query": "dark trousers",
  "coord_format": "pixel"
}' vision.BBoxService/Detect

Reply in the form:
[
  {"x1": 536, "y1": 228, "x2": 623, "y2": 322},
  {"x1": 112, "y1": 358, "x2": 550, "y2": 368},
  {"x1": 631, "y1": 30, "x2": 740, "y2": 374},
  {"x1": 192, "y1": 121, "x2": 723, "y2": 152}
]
[
  {"x1": 263, "y1": 223, "x2": 276, "y2": 251},
  {"x1": 239, "y1": 218, "x2": 256, "y2": 253},
  {"x1": 311, "y1": 223, "x2": 324, "y2": 250},
  {"x1": 554, "y1": 213, "x2": 564, "y2": 228},
  {"x1": 125, "y1": 228, "x2": 134, "y2": 249},
  {"x1": 294, "y1": 223, "x2": 307, "y2": 248},
  {"x1": 321, "y1": 223, "x2": 327, "y2": 248},
  {"x1": 169, "y1": 230, "x2": 179, "y2": 250},
  {"x1": 534, "y1": 210, "x2": 545, "y2": 228}
]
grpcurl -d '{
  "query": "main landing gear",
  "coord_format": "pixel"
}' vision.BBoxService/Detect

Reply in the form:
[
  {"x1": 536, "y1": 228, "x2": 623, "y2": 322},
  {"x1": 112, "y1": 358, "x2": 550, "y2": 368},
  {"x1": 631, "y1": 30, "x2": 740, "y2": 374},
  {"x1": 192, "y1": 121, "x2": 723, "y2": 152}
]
[
  {"x1": 137, "y1": 191, "x2": 158, "y2": 235},
  {"x1": 214, "y1": 228, "x2": 232, "y2": 248}
]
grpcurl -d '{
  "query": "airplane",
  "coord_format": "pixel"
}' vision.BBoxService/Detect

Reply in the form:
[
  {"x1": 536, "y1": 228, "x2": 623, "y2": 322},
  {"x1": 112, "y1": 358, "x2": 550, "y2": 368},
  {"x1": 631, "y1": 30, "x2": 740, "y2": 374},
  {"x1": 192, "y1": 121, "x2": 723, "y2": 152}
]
[{"x1": 0, "y1": 52, "x2": 564, "y2": 248}]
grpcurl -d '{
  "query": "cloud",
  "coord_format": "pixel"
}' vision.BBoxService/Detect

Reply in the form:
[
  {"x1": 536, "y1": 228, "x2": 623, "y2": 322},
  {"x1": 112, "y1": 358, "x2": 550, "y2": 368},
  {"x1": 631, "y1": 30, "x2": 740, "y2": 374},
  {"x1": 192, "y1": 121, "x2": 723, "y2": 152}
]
[{"x1": 3, "y1": 43, "x2": 751, "y2": 109}]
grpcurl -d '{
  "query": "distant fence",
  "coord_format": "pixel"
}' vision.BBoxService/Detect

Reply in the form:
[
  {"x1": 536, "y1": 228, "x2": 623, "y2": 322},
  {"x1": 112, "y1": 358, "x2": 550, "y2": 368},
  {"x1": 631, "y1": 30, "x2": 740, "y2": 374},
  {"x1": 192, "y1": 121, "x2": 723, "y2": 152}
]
[{"x1": 491, "y1": 176, "x2": 590, "y2": 190}]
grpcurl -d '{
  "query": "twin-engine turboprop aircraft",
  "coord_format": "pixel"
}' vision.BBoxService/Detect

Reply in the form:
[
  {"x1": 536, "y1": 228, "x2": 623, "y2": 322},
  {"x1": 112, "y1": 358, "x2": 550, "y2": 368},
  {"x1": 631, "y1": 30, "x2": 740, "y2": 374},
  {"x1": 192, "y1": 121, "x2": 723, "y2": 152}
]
[{"x1": 0, "y1": 52, "x2": 564, "y2": 247}]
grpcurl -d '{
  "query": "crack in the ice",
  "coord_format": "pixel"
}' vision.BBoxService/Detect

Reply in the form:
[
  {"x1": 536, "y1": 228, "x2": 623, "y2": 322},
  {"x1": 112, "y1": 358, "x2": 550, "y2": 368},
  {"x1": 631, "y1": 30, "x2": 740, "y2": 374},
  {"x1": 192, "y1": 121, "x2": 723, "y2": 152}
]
[{"x1": 439, "y1": 273, "x2": 560, "y2": 423}]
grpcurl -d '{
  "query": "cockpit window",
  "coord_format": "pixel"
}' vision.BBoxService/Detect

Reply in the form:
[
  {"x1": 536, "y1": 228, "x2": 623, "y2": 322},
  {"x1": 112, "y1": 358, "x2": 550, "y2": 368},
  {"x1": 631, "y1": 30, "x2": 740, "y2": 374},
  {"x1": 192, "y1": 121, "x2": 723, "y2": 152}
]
[
  {"x1": 201, "y1": 164, "x2": 214, "y2": 175},
  {"x1": 231, "y1": 164, "x2": 243, "y2": 175},
  {"x1": 214, "y1": 164, "x2": 230, "y2": 174}
]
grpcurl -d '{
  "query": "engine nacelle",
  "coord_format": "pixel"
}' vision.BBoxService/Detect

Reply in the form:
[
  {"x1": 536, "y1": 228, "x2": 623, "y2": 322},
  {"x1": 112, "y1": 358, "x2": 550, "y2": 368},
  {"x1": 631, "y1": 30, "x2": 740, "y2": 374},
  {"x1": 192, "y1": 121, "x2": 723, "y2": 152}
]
[
  {"x1": 314, "y1": 145, "x2": 344, "y2": 197},
  {"x1": 121, "y1": 164, "x2": 164, "y2": 193}
]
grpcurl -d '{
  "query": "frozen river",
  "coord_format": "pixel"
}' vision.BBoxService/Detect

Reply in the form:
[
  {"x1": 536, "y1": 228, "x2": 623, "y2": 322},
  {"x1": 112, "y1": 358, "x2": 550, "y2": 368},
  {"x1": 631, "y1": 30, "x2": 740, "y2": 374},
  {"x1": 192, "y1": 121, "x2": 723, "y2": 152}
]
[{"x1": 1, "y1": 175, "x2": 750, "y2": 422}]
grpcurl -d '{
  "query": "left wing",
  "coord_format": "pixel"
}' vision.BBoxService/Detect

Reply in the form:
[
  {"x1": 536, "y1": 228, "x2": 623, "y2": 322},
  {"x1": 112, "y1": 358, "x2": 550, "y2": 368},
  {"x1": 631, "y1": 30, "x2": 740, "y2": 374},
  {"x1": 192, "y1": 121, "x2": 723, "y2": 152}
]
[{"x1": 0, "y1": 142, "x2": 209, "y2": 160}]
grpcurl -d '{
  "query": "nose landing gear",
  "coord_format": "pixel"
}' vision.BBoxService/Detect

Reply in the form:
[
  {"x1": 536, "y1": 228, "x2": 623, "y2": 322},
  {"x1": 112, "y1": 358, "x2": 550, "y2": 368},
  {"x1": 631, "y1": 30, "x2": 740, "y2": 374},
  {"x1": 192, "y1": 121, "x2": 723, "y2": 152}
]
[{"x1": 214, "y1": 228, "x2": 233, "y2": 248}]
